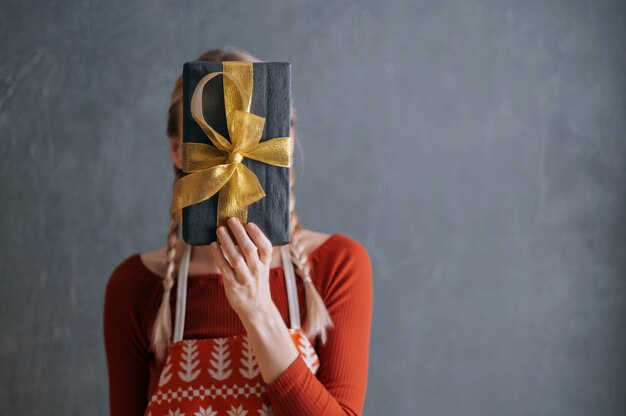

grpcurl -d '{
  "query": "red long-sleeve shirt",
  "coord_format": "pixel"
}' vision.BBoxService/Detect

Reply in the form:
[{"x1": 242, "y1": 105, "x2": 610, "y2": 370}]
[{"x1": 103, "y1": 233, "x2": 373, "y2": 416}]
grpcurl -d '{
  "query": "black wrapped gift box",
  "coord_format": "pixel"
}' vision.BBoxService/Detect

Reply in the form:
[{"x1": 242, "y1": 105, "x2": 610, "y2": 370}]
[{"x1": 181, "y1": 61, "x2": 291, "y2": 246}]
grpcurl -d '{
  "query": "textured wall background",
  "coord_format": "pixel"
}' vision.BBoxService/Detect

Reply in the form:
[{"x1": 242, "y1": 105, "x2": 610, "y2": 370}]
[{"x1": 1, "y1": 0, "x2": 625, "y2": 415}]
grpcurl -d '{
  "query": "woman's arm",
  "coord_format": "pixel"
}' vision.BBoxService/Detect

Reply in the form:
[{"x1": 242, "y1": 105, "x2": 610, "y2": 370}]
[
  {"x1": 210, "y1": 219, "x2": 373, "y2": 416},
  {"x1": 103, "y1": 259, "x2": 152, "y2": 416},
  {"x1": 263, "y1": 236, "x2": 373, "y2": 416},
  {"x1": 210, "y1": 217, "x2": 373, "y2": 416}
]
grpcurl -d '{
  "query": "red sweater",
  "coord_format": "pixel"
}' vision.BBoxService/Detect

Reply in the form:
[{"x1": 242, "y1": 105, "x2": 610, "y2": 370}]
[{"x1": 103, "y1": 233, "x2": 373, "y2": 416}]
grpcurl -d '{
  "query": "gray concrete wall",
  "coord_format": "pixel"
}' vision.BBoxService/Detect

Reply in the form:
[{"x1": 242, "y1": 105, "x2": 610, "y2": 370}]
[{"x1": 1, "y1": 0, "x2": 625, "y2": 414}]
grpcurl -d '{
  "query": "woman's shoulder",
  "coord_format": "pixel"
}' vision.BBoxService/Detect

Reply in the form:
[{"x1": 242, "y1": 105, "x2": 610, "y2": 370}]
[
  {"x1": 105, "y1": 251, "x2": 160, "y2": 306},
  {"x1": 138, "y1": 246, "x2": 169, "y2": 278},
  {"x1": 304, "y1": 229, "x2": 371, "y2": 271},
  {"x1": 303, "y1": 230, "x2": 372, "y2": 302}
]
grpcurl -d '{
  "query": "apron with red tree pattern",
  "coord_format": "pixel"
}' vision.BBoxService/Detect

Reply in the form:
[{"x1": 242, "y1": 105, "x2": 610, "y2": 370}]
[{"x1": 144, "y1": 244, "x2": 320, "y2": 416}]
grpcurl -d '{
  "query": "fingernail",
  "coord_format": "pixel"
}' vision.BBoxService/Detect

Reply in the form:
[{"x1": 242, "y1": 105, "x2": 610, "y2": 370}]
[
  {"x1": 218, "y1": 226, "x2": 226, "y2": 235},
  {"x1": 247, "y1": 222, "x2": 256, "y2": 230},
  {"x1": 228, "y1": 217, "x2": 238, "y2": 225}
]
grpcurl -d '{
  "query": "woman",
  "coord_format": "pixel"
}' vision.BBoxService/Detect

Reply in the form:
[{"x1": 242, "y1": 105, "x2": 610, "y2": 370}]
[{"x1": 103, "y1": 47, "x2": 373, "y2": 416}]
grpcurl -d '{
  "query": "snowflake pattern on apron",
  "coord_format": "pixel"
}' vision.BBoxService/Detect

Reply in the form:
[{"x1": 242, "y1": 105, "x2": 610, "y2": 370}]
[{"x1": 144, "y1": 244, "x2": 320, "y2": 416}]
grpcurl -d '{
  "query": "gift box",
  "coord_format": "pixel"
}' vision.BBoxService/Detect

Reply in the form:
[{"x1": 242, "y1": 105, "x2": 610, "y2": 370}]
[{"x1": 170, "y1": 61, "x2": 291, "y2": 246}]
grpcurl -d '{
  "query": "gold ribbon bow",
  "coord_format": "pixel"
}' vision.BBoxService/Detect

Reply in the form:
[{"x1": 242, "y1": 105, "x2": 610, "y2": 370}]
[{"x1": 170, "y1": 61, "x2": 290, "y2": 229}]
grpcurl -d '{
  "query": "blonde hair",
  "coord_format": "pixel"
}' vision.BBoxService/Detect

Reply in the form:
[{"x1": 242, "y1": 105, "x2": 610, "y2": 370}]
[{"x1": 152, "y1": 47, "x2": 333, "y2": 363}]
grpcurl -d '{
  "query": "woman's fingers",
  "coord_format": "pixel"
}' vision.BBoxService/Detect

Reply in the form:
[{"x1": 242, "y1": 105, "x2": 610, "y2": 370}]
[
  {"x1": 208, "y1": 242, "x2": 237, "y2": 287},
  {"x1": 245, "y1": 222, "x2": 273, "y2": 265},
  {"x1": 226, "y1": 217, "x2": 261, "y2": 268},
  {"x1": 217, "y1": 224, "x2": 251, "y2": 279}
]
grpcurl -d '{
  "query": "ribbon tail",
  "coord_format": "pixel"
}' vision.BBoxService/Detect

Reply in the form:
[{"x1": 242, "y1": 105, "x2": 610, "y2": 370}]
[
  {"x1": 216, "y1": 180, "x2": 248, "y2": 228},
  {"x1": 216, "y1": 163, "x2": 266, "y2": 228},
  {"x1": 170, "y1": 164, "x2": 237, "y2": 225}
]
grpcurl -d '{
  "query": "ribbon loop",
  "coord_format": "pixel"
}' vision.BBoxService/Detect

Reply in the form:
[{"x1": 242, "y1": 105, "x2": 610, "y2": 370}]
[{"x1": 170, "y1": 62, "x2": 291, "y2": 232}]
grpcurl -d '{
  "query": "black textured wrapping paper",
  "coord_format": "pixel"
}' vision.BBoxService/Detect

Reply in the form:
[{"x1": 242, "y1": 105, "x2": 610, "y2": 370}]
[{"x1": 181, "y1": 61, "x2": 291, "y2": 246}]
